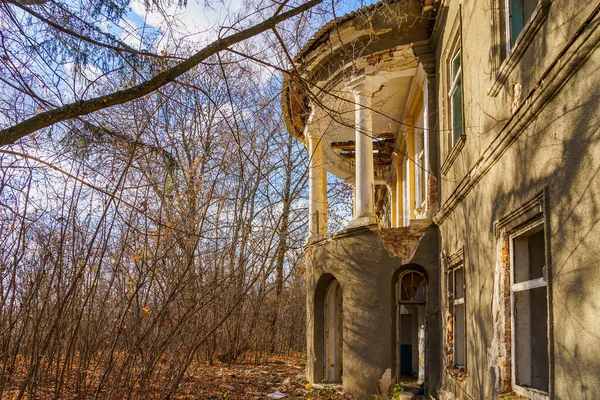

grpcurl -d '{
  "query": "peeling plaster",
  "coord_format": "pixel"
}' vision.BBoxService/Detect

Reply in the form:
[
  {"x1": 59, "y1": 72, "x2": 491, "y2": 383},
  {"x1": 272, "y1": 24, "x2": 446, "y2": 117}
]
[
  {"x1": 488, "y1": 229, "x2": 512, "y2": 394},
  {"x1": 378, "y1": 225, "x2": 429, "y2": 264}
]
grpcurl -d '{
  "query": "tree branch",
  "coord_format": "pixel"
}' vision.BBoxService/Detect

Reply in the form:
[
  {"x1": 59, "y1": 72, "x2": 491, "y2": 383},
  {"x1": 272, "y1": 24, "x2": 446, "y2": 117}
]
[
  {"x1": 6, "y1": 0, "x2": 177, "y2": 60},
  {"x1": 0, "y1": 0, "x2": 323, "y2": 146}
]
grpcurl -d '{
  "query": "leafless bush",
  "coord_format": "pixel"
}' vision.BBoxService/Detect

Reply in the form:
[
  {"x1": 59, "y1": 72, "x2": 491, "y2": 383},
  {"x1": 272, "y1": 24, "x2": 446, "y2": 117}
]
[{"x1": 0, "y1": 58, "x2": 308, "y2": 398}]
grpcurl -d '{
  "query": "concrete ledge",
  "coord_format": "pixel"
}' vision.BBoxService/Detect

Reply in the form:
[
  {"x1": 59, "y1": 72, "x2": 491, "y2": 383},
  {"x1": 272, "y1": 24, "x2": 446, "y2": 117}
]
[{"x1": 348, "y1": 215, "x2": 379, "y2": 228}]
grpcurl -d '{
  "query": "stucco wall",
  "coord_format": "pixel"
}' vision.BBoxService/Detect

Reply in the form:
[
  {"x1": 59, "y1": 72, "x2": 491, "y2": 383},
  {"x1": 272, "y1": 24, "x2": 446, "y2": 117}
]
[
  {"x1": 305, "y1": 225, "x2": 440, "y2": 399},
  {"x1": 434, "y1": 1, "x2": 600, "y2": 398}
]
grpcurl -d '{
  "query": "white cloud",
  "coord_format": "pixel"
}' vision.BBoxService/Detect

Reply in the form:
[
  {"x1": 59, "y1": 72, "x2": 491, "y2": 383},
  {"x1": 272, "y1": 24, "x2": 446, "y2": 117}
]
[
  {"x1": 64, "y1": 62, "x2": 103, "y2": 82},
  {"x1": 61, "y1": 62, "x2": 107, "y2": 101},
  {"x1": 129, "y1": 0, "x2": 243, "y2": 47}
]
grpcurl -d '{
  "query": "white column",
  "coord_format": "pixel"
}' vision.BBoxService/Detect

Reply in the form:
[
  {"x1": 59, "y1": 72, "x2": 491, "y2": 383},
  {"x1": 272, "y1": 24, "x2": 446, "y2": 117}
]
[
  {"x1": 349, "y1": 83, "x2": 377, "y2": 227},
  {"x1": 307, "y1": 130, "x2": 327, "y2": 242}
]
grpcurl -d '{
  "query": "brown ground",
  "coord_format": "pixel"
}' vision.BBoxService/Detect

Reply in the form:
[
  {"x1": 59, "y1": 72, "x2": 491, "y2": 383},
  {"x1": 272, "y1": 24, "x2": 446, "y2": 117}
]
[
  {"x1": 173, "y1": 354, "x2": 353, "y2": 400},
  {"x1": 396, "y1": 375, "x2": 421, "y2": 393},
  {"x1": 0, "y1": 355, "x2": 355, "y2": 399}
]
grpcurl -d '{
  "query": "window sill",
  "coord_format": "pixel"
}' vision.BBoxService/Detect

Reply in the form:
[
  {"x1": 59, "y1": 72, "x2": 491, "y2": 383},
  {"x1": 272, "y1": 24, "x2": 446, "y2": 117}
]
[
  {"x1": 488, "y1": 0, "x2": 551, "y2": 97},
  {"x1": 441, "y1": 134, "x2": 466, "y2": 175},
  {"x1": 513, "y1": 384, "x2": 548, "y2": 400}
]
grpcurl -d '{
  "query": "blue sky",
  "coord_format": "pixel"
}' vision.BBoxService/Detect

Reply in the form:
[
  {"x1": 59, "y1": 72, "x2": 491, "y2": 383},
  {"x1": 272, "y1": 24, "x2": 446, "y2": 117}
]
[{"x1": 120, "y1": 0, "x2": 380, "y2": 53}]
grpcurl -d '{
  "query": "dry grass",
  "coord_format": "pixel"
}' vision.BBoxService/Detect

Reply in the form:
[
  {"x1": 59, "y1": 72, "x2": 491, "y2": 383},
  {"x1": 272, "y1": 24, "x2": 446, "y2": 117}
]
[{"x1": 0, "y1": 354, "x2": 354, "y2": 399}]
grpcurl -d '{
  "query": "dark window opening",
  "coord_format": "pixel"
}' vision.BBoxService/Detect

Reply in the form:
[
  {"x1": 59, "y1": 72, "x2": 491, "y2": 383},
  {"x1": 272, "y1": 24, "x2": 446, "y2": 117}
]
[{"x1": 512, "y1": 224, "x2": 549, "y2": 393}]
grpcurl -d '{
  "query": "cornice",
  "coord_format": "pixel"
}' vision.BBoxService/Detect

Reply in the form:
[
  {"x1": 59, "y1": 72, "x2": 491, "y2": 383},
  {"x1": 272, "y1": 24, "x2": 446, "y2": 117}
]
[
  {"x1": 493, "y1": 191, "x2": 545, "y2": 237},
  {"x1": 440, "y1": 134, "x2": 466, "y2": 176},
  {"x1": 443, "y1": 246, "x2": 464, "y2": 270}
]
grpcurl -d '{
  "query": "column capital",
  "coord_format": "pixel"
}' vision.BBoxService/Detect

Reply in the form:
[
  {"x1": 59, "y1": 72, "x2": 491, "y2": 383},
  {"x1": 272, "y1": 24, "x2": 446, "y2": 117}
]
[
  {"x1": 347, "y1": 70, "x2": 415, "y2": 95},
  {"x1": 346, "y1": 75, "x2": 380, "y2": 96},
  {"x1": 304, "y1": 128, "x2": 322, "y2": 141},
  {"x1": 303, "y1": 106, "x2": 325, "y2": 141}
]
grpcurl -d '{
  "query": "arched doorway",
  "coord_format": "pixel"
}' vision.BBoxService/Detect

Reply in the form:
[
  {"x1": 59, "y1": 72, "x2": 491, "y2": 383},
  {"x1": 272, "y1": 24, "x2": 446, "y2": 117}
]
[
  {"x1": 396, "y1": 270, "x2": 426, "y2": 383},
  {"x1": 324, "y1": 279, "x2": 343, "y2": 382}
]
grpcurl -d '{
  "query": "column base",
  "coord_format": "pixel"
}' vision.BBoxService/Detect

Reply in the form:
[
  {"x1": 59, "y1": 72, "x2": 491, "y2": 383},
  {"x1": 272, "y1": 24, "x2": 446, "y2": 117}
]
[{"x1": 348, "y1": 215, "x2": 379, "y2": 228}]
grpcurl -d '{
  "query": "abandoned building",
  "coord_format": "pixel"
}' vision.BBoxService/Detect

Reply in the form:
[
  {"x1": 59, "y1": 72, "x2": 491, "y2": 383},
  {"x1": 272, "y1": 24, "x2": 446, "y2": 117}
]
[{"x1": 281, "y1": 0, "x2": 600, "y2": 398}]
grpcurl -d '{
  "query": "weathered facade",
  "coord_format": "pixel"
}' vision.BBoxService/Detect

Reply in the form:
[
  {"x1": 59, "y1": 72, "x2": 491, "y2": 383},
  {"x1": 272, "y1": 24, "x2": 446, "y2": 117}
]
[{"x1": 283, "y1": 0, "x2": 600, "y2": 399}]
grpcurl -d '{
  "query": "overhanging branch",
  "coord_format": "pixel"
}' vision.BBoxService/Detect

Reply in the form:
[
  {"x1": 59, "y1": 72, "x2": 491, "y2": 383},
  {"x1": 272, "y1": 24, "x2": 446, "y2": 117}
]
[{"x1": 0, "y1": 0, "x2": 323, "y2": 146}]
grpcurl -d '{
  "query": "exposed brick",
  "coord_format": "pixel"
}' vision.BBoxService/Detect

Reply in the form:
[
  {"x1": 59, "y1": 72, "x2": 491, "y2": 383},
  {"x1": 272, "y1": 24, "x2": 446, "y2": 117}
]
[
  {"x1": 378, "y1": 226, "x2": 428, "y2": 264},
  {"x1": 427, "y1": 169, "x2": 439, "y2": 215}
]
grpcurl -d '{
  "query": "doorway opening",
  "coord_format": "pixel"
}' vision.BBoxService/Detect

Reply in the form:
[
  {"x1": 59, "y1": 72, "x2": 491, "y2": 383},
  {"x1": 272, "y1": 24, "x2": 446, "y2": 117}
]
[
  {"x1": 324, "y1": 279, "x2": 343, "y2": 382},
  {"x1": 396, "y1": 270, "x2": 427, "y2": 388}
]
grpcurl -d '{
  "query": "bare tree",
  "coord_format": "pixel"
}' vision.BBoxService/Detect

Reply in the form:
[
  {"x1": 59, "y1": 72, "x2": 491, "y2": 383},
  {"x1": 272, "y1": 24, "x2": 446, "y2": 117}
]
[{"x1": 0, "y1": 0, "x2": 325, "y2": 145}]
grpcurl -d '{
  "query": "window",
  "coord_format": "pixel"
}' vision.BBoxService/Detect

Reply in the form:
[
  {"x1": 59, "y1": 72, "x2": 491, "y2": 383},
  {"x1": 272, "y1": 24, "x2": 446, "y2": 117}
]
[
  {"x1": 440, "y1": 14, "x2": 465, "y2": 174},
  {"x1": 510, "y1": 221, "x2": 549, "y2": 397},
  {"x1": 448, "y1": 264, "x2": 466, "y2": 368},
  {"x1": 493, "y1": 192, "x2": 550, "y2": 396},
  {"x1": 402, "y1": 157, "x2": 410, "y2": 226},
  {"x1": 415, "y1": 126, "x2": 425, "y2": 209},
  {"x1": 489, "y1": 0, "x2": 549, "y2": 97},
  {"x1": 505, "y1": 0, "x2": 538, "y2": 51},
  {"x1": 449, "y1": 47, "x2": 463, "y2": 146}
]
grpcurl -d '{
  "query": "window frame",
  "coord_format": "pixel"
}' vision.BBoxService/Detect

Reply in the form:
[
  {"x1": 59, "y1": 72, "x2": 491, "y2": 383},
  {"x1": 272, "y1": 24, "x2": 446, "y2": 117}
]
[
  {"x1": 509, "y1": 218, "x2": 550, "y2": 399},
  {"x1": 488, "y1": 0, "x2": 551, "y2": 97},
  {"x1": 448, "y1": 263, "x2": 466, "y2": 370},
  {"x1": 505, "y1": 0, "x2": 539, "y2": 54},
  {"x1": 440, "y1": 33, "x2": 466, "y2": 176},
  {"x1": 443, "y1": 246, "x2": 467, "y2": 377},
  {"x1": 448, "y1": 46, "x2": 463, "y2": 147}
]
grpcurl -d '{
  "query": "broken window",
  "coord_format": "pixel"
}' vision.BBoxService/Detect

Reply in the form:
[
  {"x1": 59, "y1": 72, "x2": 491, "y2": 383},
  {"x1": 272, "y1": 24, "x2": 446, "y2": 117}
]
[
  {"x1": 505, "y1": 0, "x2": 538, "y2": 50},
  {"x1": 510, "y1": 221, "x2": 549, "y2": 396},
  {"x1": 448, "y1": 264, "x2": 466, "y2": 369},
  {"x1": 449, "y1": 46, "x2": 463, "y2": 146},
  {"x1": 400, "y1": 271, "x2": 425, "y2": 302}
]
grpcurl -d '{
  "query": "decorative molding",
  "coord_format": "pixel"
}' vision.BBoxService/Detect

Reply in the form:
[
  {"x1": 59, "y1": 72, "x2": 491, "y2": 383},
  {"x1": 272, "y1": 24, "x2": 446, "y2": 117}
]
[
  {"x1": 431, "y1": 0, "x2": 449, "y2": 50},
  {"x1": 440, "y1": 134, "x2": 466, "y2": 175},
  {"x1": 488, "y1": 0, "x2": 551, "y2": 97},
  {"x1": 346, "y1": 75, "x2": 370, "y2": 95},
  {"x1": 493, "y1": 191, "x2": 545, "y2": 237},
  {"x1": 448, "y1": 246, "x2": 464, "y2": 269},
  {"x1": 442, "y1": 246, "x2": 464, "y2": 270},
  {"x1": 433, "y1": 5, "x2": 600, "y2": 225}
]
